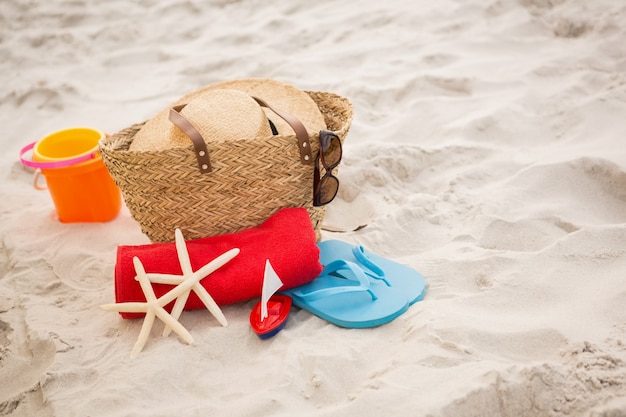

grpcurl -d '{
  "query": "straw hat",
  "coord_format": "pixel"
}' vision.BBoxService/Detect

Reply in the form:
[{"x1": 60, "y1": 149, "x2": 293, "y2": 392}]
[
  {"x1": 130, "y1": 78, "x2": 327, "y2": 152},
  {"x1": 130, "y1": 89, "x2": 273, "y2": 151}
]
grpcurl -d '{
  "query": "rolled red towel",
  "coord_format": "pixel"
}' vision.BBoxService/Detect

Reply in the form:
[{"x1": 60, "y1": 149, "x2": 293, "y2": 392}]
[{"x1": 114, "y1": 207, "x2": 322, "y2": 319}]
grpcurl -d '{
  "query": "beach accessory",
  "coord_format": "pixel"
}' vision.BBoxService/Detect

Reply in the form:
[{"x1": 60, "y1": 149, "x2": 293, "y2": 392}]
[
  {"x1": 318, "y1": 240, "x2": 426, "y2": 305},
  {"x1": 281, "y1": 260, "x2": 410, "y2": 328},
  {"x1": 99, "y1": 78, "x2": 353, "y2": 242},
  {"x1": 249, "y1": 260, "x2": 292, "y2": 339},
  {"x1": 129, "y1": 89, "x2": 275, "y2": 153},
  {"x1": 313, "y1": 130, "x2": 343, "y2": 206},
  {"x1": 150, "y1": 228, "x2": 230, "y2": 333},
  {"x1": 114, "y1": 208, "x2": 322, "y2": 319},
  {"x1": 101, "y1": 245, "x2": 238, "y2": 358},
  {"x1": 19, "y1": 127, "x2": 121, "y2": 223}
]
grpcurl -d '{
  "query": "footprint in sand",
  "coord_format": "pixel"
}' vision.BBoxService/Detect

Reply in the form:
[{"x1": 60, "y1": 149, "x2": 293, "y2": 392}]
[
  {"x1": 0, "y1": 308, "x2": 56, "y2": 411},
  {"x1": 479, "y1": 217, "x2": 579, "y2": 252},
  {"x1": 438, "y1": 340, "x2": 626, "y2": 417},
  {"x1": 479, "y1": 157, "x2": 626, "y2": 251},
  {"x1": 518, "y1": 0, "x2": 595, "y2": 37}
]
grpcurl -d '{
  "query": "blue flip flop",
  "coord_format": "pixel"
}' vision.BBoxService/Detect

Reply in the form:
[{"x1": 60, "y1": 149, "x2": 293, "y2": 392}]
[
  {"x1": 281, "y1": 260, "x2": 409, "y2": 328},
  {"x1": 317, "y1": 240, "x2": 426, "y2": 305}
]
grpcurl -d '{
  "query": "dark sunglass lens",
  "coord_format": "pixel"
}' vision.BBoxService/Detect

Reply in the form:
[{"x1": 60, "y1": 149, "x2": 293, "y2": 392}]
[
  {"x1": 324, "y1": 139, "x2": 341, "y2": 164},
  {"x1": 318, "y1": 175, "x2": 339, "y2": 205},
  {"x1": 320, "y1": 135, "x2": 341, "y2": 167}
]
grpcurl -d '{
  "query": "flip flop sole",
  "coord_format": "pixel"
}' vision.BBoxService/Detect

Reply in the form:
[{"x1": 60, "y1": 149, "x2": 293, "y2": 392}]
[
  {"x1": 318, "y1": 240, "x2": 426, "y2": 305},
  {"x1": 282, "y1": 267, "x2": 409, "y2": 328}
]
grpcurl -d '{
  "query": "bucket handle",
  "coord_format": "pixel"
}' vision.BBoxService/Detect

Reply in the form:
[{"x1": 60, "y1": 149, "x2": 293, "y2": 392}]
[
  {"x1": 33, "y1": 169, "x2": 47, "y2": 190},
  {"x1": 19, "y1": 141, "x2": 98, "y2": 170}
]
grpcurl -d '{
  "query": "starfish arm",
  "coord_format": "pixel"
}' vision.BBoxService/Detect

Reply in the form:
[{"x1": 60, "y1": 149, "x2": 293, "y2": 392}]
[
  {"x1": 154, "y1": 307, "x2": 194, "y2": 344},
  {"x1": 162, "y1": 290, "x2": 191, "y2": 337},
  {"x1": 101, "y1": 302, "x2": 148, "y2": 313},
  {"x1": 156, "y1": 248, "x2": 241, "y2": 307},
  {"x1": 175, "y1": 228, "x2": 194, "y2": 275},
  {"x1": 143, "y1": 273, "x2": 184, "y2": 285},
  {"x1": 156, "y1": 280, "x2": 195, "y2": 307},
  {"x1": 133, "y1": 257, "x2": 159, "y2": 303},
  {"x1": 193, "y1": 248, "x2": 241, "y2": 282},
  {"x1": 192, "y1": 283, "x2": 228, "y2": 327},
  {"x1": 159, "y1": 248, "x2": 238, "y2": 335},
  {"x1": 130, "y1": 310, "x2": 156, "y2": 359}
]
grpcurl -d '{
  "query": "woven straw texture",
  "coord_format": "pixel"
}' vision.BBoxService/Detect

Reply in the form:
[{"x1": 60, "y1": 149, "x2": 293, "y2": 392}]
[{"x1": 99, "y1": 91, "x2": 353, "y2": 243}]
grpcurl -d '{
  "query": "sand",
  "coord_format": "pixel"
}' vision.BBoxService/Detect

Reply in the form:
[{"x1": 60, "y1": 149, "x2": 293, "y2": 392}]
[{"x1": 1, "y1": 0, "x2": 626, "y2": 415}]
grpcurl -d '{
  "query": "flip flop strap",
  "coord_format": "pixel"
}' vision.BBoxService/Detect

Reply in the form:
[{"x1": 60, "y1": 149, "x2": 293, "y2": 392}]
[
  {"x1": 352, "y1": 245, "x2": 390, "y2": 286},
  {"x1": 292, "y1": 260, "x2": 377, "y2": 301}
]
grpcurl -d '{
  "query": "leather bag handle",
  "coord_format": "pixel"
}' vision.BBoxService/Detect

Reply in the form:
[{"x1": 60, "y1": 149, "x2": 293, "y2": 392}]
[
  {"x1": 168, "y1": 96, "x2": 313, "y2": 174},
  {"x1": 169, "y1": 105, "x2": 213, "y2": 173}
]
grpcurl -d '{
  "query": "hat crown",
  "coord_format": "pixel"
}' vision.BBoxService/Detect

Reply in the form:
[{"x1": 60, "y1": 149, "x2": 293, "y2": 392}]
[
  {"x1": 129, "y1": 79, "x2": 327, "y2": 153},
  {"x1": 131, "y1": 89, "x2": 273, "y2": 151}
]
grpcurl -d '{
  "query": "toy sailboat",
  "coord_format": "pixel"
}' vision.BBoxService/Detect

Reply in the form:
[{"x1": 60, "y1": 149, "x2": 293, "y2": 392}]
[{"x1": 249, "y1": 259, "x2": 292, "y2": 339}]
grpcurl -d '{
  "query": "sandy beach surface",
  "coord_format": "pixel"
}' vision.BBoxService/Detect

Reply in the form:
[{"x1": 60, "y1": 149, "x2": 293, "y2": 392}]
[{"x1": 1, "y1": 0, "x2": 626, "y2": 416}]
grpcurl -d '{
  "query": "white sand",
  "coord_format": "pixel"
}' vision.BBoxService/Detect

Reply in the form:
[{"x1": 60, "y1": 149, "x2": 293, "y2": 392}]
[{"x1": 1, "y1": 0, "x2": 626, "y2": 415}]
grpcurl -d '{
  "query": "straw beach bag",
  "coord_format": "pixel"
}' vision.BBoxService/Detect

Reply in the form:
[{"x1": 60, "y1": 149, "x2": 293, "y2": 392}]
[{"x1": 99, "y1": 79, "x2": 353, "y2": 242}]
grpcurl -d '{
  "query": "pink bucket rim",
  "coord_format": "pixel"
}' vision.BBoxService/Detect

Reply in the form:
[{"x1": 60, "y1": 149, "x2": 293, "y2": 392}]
[{"x1": 19, "y1": 141, "x2": 98, "y2": 169}]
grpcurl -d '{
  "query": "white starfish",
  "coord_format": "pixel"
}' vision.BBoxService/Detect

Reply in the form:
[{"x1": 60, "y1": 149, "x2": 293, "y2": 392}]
[
  {"x1": 101, "y1": 245, "x2": 239, "y2": 358},
  {"x1": 146, "y1": 228, "x2": 231, "y2": 336}
]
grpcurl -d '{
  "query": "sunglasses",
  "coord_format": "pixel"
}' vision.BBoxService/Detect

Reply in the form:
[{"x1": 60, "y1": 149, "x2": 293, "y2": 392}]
[{"x1": 313, "y1": 131, "x2": 343, "y2": 207}]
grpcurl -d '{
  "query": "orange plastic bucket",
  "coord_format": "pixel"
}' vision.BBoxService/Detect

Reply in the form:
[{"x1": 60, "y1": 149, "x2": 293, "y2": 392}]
[{"x1": 19, "y1": 127, "x2": 122, "y2": 223}]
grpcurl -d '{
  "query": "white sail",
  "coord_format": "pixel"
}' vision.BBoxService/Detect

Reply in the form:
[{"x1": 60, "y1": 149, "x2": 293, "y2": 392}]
[{"x1": 261, "y1": 259, "x2": 284, "y2": 321}]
